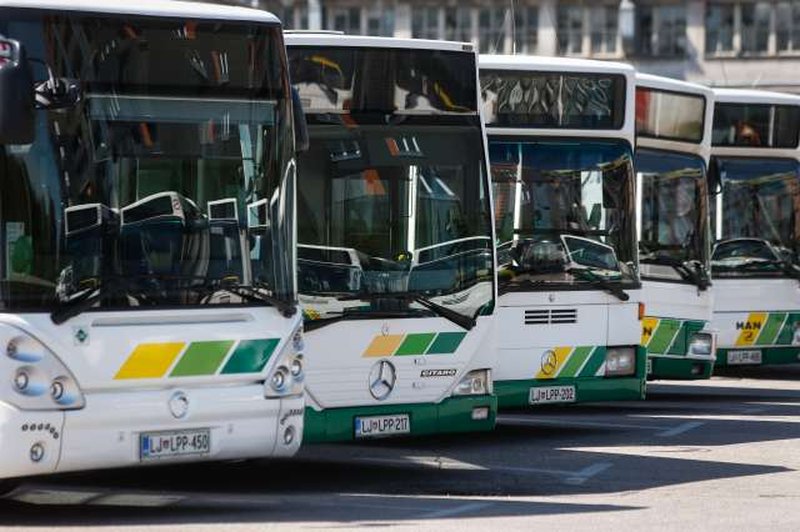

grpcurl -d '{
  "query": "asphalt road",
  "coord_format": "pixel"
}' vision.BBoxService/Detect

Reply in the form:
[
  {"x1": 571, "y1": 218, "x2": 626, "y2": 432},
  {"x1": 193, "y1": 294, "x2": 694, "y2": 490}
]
[{"x1": 2, "y1": 365, "x2": 799, "y2": 531}]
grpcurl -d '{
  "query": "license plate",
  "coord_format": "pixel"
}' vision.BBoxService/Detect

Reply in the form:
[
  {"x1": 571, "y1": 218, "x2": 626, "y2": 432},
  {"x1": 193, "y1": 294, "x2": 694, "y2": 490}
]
[
  {"x1": 140, "y1": 429, "x2": 211, "y2": 461},
  {"x1": 530, "y1": 385, "x2": 576, "y2": 405},
  {"x1": 354, "y1": 414, "x2": 410, "y2": 438},
  {"x1": 727, "y1": 350, "x2": 762, "y2": 365}
]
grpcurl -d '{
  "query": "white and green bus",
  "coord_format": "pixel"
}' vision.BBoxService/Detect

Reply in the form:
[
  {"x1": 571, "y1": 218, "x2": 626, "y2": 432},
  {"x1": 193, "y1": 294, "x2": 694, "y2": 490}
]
[
  {"x1": 634, "y1": 74, "x2": 717, "y2": 379},
  {"x1": 709, "y1": 89, "x2": 800, "y2": 368},
  {"x1": 286, "y1": 34, "x2": 497, "y2": 442},
  {"x1": 480, "y1": 55, "x2": 645, "y2": 407},
  {"x1": 0, "y1": 0, "x2": 306, "y2": 488}
]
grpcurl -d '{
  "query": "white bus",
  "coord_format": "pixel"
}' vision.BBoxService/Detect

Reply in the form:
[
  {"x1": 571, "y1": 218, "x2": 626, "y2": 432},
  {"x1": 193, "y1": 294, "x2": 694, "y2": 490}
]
[
  {"x1": 0, "y1": 0, "x2": 306, "y2": 488},
  {"x1": 709, "y1": 89, "x2": 800, "y2": 368},
  {"x1": 634, "y1": 74, "x2": 717, "y2": 380},
  {"x1": 480, "y1": 55, "x2": 645, "y2": 407},
  {"x1": 286, "y1": 34, "x2": 497, "y2": 441}
]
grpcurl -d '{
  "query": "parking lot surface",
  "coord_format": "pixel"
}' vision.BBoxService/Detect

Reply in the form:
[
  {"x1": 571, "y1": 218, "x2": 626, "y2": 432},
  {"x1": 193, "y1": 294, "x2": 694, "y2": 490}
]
[{"x1": 2, "y1": 365, "x2": 799, "y2": 531}]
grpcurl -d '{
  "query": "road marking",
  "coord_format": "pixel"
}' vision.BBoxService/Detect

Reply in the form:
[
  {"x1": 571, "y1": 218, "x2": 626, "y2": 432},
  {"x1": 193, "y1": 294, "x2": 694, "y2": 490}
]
[
  {"x1": 482, "y1": 461, "x2": 613, "y2": 485},
  {"x1": 741, "y1": 407, "x2": 766, "y2": 414},
  {"x1": 499, "y1": 415, "x2": 665, "y2": 431},
  {"x1": 564, "y1": 462, "x2": 614, "y2": 485},
  {"x1": 355, "y1": 456, "x2": 485, "y2": 471},
  {"x1": 657, "y1": 421, "x2": 705, "y2": 437},
  {"x1": 422, "y1": 502, "x2": 494, "y2": 519}
]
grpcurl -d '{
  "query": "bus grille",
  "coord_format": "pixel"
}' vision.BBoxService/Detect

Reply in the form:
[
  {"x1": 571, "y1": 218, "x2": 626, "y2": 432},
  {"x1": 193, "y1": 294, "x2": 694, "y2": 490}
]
[{"x1": 524, "y1": 308, "x2": 578, "y2": 325}]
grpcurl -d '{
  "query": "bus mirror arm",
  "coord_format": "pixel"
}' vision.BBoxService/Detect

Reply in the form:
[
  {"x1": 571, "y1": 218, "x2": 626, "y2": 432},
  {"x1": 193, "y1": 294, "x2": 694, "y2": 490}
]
[
  {"x1": 291, "y1": 87, "x2": 309, "y2": 153},
  {"x1": 0, "y1": 38, "x2": 35, "y2": 145}
]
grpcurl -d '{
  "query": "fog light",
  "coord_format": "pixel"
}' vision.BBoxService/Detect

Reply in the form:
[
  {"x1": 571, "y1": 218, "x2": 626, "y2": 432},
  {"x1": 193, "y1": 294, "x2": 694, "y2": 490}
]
[
  {"x1": 471, "y1": 406, "x2": 490, "y2": 420},
  {"x1": 50, "y1": 380, "x2": 65, "y2": 401},
  {"x1": 271, "y1": 367, "x2": 288, "y2": 391},
  {"x1": 14, "y1": 370, "x2": 29, "y2": 392},
  {"x1": 283, "y1": 425, "x2": 295, "y2": 446},
  {"x1": 691, "y1": 363, "x2": 704, "y2": 376},
  {"x1": 290, "y1": 355, "x2": 303, "y2": 378},
  {"x1": 605, "y1": 347, "x2": 636, "y2": 377},
  {"x1": 30, "y1": 442, "x2": 45, "y2": 463}
]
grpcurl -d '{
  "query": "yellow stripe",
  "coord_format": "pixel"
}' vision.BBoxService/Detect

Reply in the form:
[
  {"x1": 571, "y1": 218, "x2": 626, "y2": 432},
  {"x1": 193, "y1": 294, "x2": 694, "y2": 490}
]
[
  {"x1": 363, "y1": 335, "x2": 405, "y2": 357},
  {"x1": 535, "y1": 346, "x2": 573, "y2": 380},
  {"x1": 735, "y1": 313, "x2": 767, "y2": 346},
  {"x1": 115, "y1": 343, "x2": 185, "y2": 379},
  {"x1": 641, "y1": 317, "x2": 659, "y2": 346}
]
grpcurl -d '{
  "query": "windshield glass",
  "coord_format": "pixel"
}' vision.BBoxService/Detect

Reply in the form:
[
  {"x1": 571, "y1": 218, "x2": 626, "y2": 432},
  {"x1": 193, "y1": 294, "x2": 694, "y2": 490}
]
[
  {"x1": 636, "y1": 149, "x2": 710, "y2": 282},
  {"x1": 0, "y1": 11, "x2": 295, "y2": 312},
  {"x1": 490, "y1": 138, "x2": 638, "y2": 288},
  {"x1": 711, "y1": 157, "x2": 800, "y2": 278}
]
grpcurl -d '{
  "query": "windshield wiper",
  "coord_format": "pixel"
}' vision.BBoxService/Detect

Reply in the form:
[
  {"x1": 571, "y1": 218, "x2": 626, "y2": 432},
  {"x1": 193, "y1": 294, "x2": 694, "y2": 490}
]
[
  {"x1": 218, "y1": 281, "x2": 297, "y2": 318},
  {"x1": 642, "y1": 256, "x2": 710, "y2": 290},
  {"x1": 498, "y1": 272, "x2": 549, "y2": 295},
  {"x1": 303, "y1": 308, "x2": 426, "y2": 332},
  {"x1": 566, "y1": 267, "x2": 630, "y2": 301},
  {"x1": 50, "y1": 277, "x2": 145, "y2": 325},
  {"x1": 334, "y1": 291, "x2": 478, "y2": 331}
]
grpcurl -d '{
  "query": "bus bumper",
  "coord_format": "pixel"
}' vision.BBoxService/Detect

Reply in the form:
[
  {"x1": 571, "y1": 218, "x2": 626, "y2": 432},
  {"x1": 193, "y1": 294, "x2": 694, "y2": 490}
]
[
  {"x1": 495, "y1": 376, "x2": 645, "y2": 409},
  {"x1": 647, "y1": 355, "x2": 715, "y2": 380},
  {"x1": 0, "y1": 385, "x2": 303, "y2": 480},
  {"x1": 715, "y1": 346, "x2": 800, "y2": 368},
  {"x1": 303, "y1": 395, "x2": 497, "y2": 443}
]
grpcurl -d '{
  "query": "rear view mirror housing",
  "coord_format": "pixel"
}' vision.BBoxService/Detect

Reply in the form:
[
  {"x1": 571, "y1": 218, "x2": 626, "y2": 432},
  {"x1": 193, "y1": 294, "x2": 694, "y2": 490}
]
[{"x1": 0, "y1": 37, "x2": 35, "y2": 145}]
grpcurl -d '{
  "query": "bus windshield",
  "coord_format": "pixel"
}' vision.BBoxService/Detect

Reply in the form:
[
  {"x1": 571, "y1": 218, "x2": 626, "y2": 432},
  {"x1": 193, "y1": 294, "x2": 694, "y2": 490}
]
[
  {"x1": 491, "y1": 139, "x2": 638, "y2": 288},
  {"x1": 711, "y1": 157, "x2": 800, "y2": 278},
  {"x1": 636, "y1": 149, "x2": 710, "y2": 284},
  {"x1": 0, "y1": 10, "x2": 295, "y2": 313},
  {"x1": 296, "y1": 115, "x2": 494, "y2": 318}
]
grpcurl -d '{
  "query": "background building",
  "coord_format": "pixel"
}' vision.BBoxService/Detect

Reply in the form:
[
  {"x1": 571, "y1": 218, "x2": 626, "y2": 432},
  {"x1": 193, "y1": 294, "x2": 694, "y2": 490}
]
[{"x1": 226, "y1": 1, "x2": 800, "y2": 93}]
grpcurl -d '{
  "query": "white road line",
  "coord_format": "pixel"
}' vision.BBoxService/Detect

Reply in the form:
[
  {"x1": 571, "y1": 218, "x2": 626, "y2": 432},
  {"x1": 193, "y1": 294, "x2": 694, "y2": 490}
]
[
  {"x1": 565, "y1": 462, "x2": 614, "y2": 485},
  {"x1": 499, "y1": 415, "x2": 666, "y2": 431},
  {"x1": 657, "y1": 421, "x2": 705, "y2": 437},
  {"x1": 741, "y1": 407, "x2": 766, "y2": 414},
  {"x1": 422, "y1": 502, "x2": 494, "y2": 519}
]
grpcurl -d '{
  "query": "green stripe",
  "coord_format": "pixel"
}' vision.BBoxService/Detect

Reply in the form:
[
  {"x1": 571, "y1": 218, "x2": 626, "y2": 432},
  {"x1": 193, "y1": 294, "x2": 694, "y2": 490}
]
[
  {"x1": 667, "y1": 321, "x2": 688, "y2": 355},
  {"x1": 221, "y1": 338, "x2": 280, "y2": 374},
  {"x1": 426, "y1": 332, "x2": 467, "y2": 355},
  {"x1": 395, "y1": 333, "x2": 437, "y2": 356},
  {"x1": 559, "y1": 346, "x2": 593, "y2": 378},
  {"x1": 648, "y1": 319, "x2": 681, "y2": 354},
  {"x1": 170, "y1": 340, "x2": 234, "y2": 377},
  {"x1": 756, "y1": 313, "x2": 786, "y2": 345},
  {"x1": 578, "y1": 347, "x2": 606, "y2": 377}
]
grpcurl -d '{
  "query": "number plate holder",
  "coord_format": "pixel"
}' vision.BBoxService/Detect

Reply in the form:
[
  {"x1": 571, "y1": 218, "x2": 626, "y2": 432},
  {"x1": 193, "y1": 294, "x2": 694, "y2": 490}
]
[
  {"x1": 140, "y1": 428, "x2": 211, "y2": 461},
  {"x1": 529, "y1": 385, "x2": 577, "y2": 405}
]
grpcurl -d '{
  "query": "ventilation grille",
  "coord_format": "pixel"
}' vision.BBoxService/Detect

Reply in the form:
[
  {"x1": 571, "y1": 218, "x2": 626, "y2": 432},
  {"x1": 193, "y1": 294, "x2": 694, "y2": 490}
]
[{"x1": 524, "y1": 308, "x2": 578, "y2": 325}]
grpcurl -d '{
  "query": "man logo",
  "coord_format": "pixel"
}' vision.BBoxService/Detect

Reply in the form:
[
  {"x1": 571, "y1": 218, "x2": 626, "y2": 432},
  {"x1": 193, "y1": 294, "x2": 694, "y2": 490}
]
[
  {"x1": 368, "y1": 359, "x2": 396, "y2": 400},
  {"x1": 540, "y1": 350, "x2": 558, "y2": 376}
]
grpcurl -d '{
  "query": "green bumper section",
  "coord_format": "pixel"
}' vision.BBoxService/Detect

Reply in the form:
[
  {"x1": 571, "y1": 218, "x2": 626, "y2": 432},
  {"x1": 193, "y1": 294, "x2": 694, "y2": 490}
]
[
  {"x1": 303, "y1": 395, "x2": 498, "y2": 443},
  {"x1": 715, "y1": 346, "x2": 800, "y2": 367},
  {"x1": 647, "y1": 356, "x2": 714, "y2": 380}
]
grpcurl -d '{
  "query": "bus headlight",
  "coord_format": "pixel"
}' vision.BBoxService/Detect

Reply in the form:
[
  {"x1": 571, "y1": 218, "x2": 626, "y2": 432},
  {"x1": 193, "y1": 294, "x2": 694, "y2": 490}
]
[
  {"x1": 688, "y1": 332, "x2": 714, "y2": 357},
  {"x1": 1, "y1": 327, "x2": 85, "y2": 410},
  {"x1": 290, "y1": 354, "x2": 304, "y2": 381},
  {"x1": 605, "y1": 347, "x2": 636, "y2": 377},
  {"x1": 452, "y1": 369, "x2": 492, "y2": 396},
  {"x1": 264, "y1": 324, "x2": 304, "y2": 398}
]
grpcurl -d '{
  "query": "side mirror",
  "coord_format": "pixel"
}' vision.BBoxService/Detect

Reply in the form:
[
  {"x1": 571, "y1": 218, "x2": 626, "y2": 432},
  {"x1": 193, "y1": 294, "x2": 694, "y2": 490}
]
[
  {"x1": 0, "y1": 38, "x2": 35, "y2": 144},
  {"x1": 291, "y1": 87, "x2": 309, "y2": 154}
]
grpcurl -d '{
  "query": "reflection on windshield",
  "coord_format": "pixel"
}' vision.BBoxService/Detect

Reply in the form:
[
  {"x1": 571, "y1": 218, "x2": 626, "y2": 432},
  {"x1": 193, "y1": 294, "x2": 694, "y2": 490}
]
[
  {"x1": 295, "y1": 116, "x2": 494, "y2": 318},
  {"x1": 0, "y1": 13, "x2": 294, "y2": 312},
  {"x1": 490, "y1": 139, "x2": 637, "y2": 288},
  {"x1": 636, "y1": 149, "x2": 709, "y2": 283}
]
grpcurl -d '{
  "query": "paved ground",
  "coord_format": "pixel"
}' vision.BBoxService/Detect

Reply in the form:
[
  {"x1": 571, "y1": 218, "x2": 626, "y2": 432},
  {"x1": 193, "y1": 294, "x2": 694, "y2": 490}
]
[{"x1": 1, "y1": 365, "x2": 799, "y2": 531}]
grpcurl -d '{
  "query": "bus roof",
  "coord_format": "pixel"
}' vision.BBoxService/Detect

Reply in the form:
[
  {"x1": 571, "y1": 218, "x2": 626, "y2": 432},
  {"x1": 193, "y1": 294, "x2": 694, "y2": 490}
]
[
  {"x1": 479, "y1": 54, "x2": 635, "y2": 77},
  {"x1": 712, "y1": 87, "x2": 800, "y2": 107},
  {"x1": 284, "y1": 33, "x2": 474, "y2": 53},
  {"x1": 0, "y1": 0, "x2": 280, "y2": 24},
  {"x1": 636, "y1": 73, "x2": 713, "y2": 100}
]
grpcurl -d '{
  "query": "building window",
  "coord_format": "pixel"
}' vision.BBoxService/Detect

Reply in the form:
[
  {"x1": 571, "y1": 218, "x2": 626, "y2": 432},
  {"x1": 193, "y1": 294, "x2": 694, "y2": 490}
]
[
  {"x1": 590, "y1": 5, "x2": 619, "y2": 54},
  {"x1": 412, "y1": 6, "x2": 440, "y2": 40},
  {"x1": 557, "y1": 4, "x2": 585, "y2": 55},
  {"x1": 637, "y1": 4, "x2": 687, "y2": 57},
  {"x1": 777, "y1": 1, "x2": 800, "y2": 52},
  {"x1": 328, "y1": 6, "x2": 362, "y2": 34},
  {"x1": 513, "y1": 5, "x2": 539, "y2": 54},
  {"x1": 479, "y1": 7, "x2": 508, "y2": 53},
  {"x1": 741, "y1": 2, "x2": 772, "y2": 54},
  {"x1": 445, "y1": 6, "x2": 472, "y2": 42},
  {"x1": 706, "y1": 3, "x2": 735, "y2": 54},
  {"x1": 367, "y1": 4, "x2": 395, "y2": 36}
]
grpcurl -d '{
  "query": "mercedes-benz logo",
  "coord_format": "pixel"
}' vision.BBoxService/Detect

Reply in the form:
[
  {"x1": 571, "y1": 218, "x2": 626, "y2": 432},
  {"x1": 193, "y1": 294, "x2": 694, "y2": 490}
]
[
  {"x1": 540, "y1": 350, "x2": 558, "y2": 376},
  {"x1": 368, "y1": 359, "x2": 396, "y2": 400}
]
